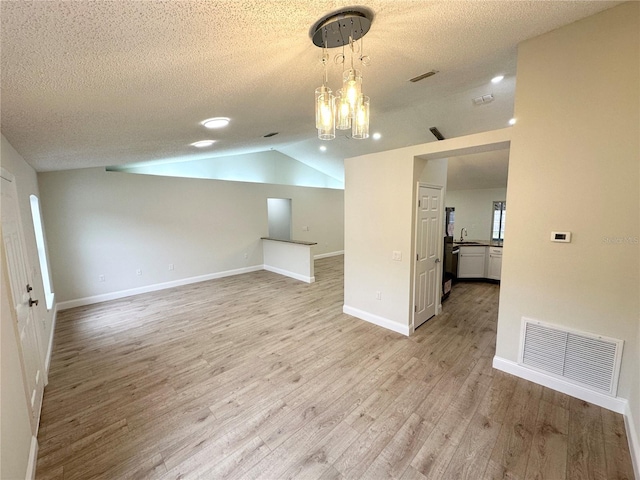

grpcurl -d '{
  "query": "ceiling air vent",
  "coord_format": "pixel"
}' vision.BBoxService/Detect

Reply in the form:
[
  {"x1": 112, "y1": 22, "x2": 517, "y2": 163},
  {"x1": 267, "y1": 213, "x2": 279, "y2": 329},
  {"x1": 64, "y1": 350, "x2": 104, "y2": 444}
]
[
  {"x1": 519, "y1": 318, "x2": 624, "y2": 396},
  {"x1": 473, "y1": 94, "x2": 494, "y2": 105},
  {"x1": 409, "y1": 70, "x2": 438, "y2": 83},
  {"x1": 263, "y1": 132, "x2": 279, "y2": 138},
  {"x1": 429, "y1": 127, "x2": 445, "y2": 141}
]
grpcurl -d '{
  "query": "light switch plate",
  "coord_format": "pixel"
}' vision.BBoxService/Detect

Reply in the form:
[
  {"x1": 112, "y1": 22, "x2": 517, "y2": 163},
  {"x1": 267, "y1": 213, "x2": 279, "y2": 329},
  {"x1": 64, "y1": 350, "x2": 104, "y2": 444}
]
[
  {"x1": 551, "y1": 231, "x2": 571, "y2": 243},
  {"x1": 392, "y1": 251, "x2": 402, "y2": 261}
]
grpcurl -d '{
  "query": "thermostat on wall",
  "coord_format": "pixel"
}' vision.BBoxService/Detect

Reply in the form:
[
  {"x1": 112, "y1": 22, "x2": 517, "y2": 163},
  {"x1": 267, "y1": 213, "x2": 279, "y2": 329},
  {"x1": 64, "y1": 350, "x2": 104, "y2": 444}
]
[{"x1": 551, "y1": 231, "x2": 571, "y2": 243}]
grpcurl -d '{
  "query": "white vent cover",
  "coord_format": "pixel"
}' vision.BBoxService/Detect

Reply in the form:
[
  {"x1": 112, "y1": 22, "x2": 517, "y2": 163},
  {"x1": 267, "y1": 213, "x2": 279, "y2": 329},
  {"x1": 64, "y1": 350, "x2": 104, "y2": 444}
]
[{"x1": 519, "y1": 318, "x2": 623, "y2": 396}]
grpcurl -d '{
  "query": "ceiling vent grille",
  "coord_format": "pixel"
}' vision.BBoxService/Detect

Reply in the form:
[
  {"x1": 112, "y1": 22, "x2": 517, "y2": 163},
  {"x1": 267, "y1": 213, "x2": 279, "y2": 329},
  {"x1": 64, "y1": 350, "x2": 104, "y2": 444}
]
[
  {"x1": 519, "y1": 318, "x2": 623, "y2": 396},
  {"x1": 409, "y1": 70, "x2": 438, "y2": 83}
]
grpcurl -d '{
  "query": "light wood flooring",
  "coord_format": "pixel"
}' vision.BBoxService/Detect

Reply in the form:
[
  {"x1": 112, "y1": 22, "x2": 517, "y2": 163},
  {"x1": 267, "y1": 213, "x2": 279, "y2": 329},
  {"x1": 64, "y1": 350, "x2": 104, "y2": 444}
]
[{"x1": 36, "y1": 256, "x2": 634, "y2": 480}]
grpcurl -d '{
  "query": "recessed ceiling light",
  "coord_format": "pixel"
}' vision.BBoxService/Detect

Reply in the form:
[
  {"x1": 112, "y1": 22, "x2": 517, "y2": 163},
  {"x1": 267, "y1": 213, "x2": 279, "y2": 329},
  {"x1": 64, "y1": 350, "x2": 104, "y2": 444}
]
[
  {"x1": 190, "y1": 140, "x2": 216, "y2": 148},
  {"x1": 491, "y1": 75, "x2": 504, "y2": 84},
  {"x1": 372, "y1": 132, "x2": 381, "y2": 140},
  {"x1": 201, "y1": 117, "x2": 230, "y2": 129},
  {"x1": 509, "y1": 118, "x2": 517, "y2": 125},
  {"x1": 319, "y1": 145, "x2": 327, "y2": 152}
]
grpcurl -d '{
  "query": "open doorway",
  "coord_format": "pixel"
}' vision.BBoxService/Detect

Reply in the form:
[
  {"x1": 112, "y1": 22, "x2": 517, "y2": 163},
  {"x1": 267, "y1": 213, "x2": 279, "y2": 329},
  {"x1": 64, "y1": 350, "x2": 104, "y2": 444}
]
[
  {"x1": 442, "y1": 147, "x2": 509, "y2": 305},
  {"x1": 267, "y1": 198, "x2": 292, "y2": 240}
]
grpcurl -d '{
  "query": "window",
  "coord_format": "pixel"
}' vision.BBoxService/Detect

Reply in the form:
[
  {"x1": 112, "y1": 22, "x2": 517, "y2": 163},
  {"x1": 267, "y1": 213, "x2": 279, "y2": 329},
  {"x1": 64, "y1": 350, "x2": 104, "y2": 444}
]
[
  {"x1": 29, "y1": 195, "x2": 54, "y2": 310},
  {"x1": 492, "y1": 201, "x2": 506, "y2": 241}
]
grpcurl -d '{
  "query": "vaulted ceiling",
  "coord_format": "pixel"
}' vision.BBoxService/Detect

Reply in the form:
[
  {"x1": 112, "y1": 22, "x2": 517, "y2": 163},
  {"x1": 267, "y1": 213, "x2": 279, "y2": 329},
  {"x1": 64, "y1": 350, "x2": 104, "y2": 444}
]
[{"x1": 0, "y1": 1, "x2": 621, "y2": 183}]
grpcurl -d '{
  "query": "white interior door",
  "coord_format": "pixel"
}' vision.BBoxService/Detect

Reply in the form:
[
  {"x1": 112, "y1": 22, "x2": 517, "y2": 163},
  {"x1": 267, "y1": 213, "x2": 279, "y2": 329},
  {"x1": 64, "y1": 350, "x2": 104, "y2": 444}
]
[
  {"x1": 414, "y1": 185, "x2": 442, "y2": 329},
  {"x1": 1, "y1": 170, "x2": 45, "y2": 433}
]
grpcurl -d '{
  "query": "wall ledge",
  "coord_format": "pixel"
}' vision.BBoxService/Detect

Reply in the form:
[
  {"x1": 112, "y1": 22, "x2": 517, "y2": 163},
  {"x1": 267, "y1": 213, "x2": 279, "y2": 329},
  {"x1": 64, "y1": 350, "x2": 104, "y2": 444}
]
[
  {"x1": 492, "y1": 356, "x2": 627, "y2": 413},
  {"x1": 263, "y1": 265, "x2": 315, "y2": 284},
  {"x1": 343, "y1": 305, "x2": 410, "y2": 336},
  {"x1": 56, "y1": 266, "x2": 263, "y2": 310}
]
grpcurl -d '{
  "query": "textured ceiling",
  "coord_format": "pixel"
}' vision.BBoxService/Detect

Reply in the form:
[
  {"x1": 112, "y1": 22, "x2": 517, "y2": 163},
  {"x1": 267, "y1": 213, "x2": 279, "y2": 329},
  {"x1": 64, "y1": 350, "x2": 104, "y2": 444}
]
[{"x1": 0, "y1": 1, "x2": 621, "y2": 182}]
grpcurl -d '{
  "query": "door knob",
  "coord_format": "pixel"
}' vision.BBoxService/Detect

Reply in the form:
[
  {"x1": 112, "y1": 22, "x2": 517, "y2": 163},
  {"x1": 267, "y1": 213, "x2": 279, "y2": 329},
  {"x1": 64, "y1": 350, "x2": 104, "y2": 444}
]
[
  {"x1": 26, "y1": 284, "x2": 33, "y2": 292},
  {"x1": 29, "y1": 298, "x2": 39, "y2": 307},
  {"x1": 435, "y1": 258, "x2": 441, "y2": 263}
]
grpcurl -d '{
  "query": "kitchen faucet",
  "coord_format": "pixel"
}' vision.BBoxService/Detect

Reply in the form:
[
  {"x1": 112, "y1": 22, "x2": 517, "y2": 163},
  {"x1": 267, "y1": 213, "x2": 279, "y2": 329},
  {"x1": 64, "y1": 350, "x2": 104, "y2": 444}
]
[{"x1": 460, "y1": 228, "x2": 467, "y2": 242}]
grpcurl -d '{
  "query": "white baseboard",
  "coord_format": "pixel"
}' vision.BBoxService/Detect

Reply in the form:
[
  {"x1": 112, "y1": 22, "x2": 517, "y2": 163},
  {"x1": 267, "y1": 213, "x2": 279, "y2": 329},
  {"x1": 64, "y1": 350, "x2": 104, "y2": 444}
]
[
  {"x1": 57, "y1": 266, "x2": 264, "y2": 310},
  {"x1": 45, "y1": 303, "x2": 57, "y2": 375},
  {"x1": 343, "y1": 305, "x2": 410, "y2": 336},
  {"x1": 492, "y1": 356, "x2": 627, "y2": 414},
  {"x1": 263, "y1": 265, "x2": 315, "y2": 283},
  {"x1": 56, "y1": 254, "x2": 345, "y2": 310},
  {"x1": 624, "y1": 401, "x2": 640, "y2": 480},
  {"x1": 314, "y1": 250, "x2": 344, "y2": 260},
  {"x1": 26, "y1": 435, "x2": 38, "y2": 480}
]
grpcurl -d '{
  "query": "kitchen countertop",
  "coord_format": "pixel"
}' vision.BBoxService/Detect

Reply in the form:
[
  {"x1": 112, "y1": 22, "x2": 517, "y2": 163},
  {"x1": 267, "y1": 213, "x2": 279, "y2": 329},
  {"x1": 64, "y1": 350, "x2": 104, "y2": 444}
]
[
  {"x1": 453, "y1": 240, "x2": 504, "y2": 247},
  {"x1": 261, "y1": 237, "x2": 317, "y2": 246}
]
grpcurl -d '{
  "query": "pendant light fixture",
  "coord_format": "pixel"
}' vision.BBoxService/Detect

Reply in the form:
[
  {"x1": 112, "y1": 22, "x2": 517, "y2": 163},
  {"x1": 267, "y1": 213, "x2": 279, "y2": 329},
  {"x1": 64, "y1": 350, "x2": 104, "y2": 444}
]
[
  {"x1": 311, "y1": 8, "x2": 373, "y2": 140},
  {"x1": 315, "y1": 50, "x2": 335, "y2": 140}
]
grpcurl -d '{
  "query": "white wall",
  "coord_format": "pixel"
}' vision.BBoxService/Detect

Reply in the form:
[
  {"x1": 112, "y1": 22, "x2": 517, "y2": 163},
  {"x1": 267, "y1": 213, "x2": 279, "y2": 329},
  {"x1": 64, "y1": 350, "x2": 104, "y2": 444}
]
[
  {"x1": 1, "y1": 135, "x2": 51, "y2": 480},
  {"x1": 111, "y1": 149, "x2": 344, "y2": 189},
  {"x1": 496, "y1": 1, "x2": 639, "y2": 466},
  {"x1": 263, "y1": 239, "x2": 315, "y2": 283},
  {"x1": 38, "y1": 168, "x2": 344, "y2": 304},
  {"x1": 446, "y1": 188, "x2": 507, "y2": 241}
]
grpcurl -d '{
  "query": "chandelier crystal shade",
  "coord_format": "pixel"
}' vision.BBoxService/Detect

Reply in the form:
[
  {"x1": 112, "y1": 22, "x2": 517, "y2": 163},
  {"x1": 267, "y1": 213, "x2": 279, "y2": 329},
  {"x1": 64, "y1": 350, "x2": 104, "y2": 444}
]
[
  {"x1": 316, "y1": 86, "x2": 335, "y2": 140},
  {"x1": 352, "y1": 95, "x2": 370, "y2": 140},
  {"x1": 335, "y1": 90, "x2": 352, "y2": 130},
  {"x1": 311, "y1": 9, "x2": 373, "y2": 140}
]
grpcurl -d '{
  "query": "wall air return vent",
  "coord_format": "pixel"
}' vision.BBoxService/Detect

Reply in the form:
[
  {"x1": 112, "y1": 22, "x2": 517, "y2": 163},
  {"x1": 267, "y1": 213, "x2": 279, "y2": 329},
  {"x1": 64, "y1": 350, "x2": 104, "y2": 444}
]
[{"x1": 519, "y1": 318, "x2": 623, "y2": 396}]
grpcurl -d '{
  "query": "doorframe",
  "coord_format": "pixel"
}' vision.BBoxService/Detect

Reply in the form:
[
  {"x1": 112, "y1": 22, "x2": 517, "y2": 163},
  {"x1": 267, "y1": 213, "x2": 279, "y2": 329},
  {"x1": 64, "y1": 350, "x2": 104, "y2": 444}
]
[{"x1": 411, "y1": 182, "x2": 444, "y2": 334}]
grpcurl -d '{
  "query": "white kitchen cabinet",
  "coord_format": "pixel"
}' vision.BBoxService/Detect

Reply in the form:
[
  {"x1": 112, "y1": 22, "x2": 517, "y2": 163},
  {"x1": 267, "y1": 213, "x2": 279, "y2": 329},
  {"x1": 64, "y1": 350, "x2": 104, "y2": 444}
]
[
  {"x1": 458, "y1": 246, "x2": 487, "y2": 278},
  {"x1": 487, "y1": 247, "x2": 503, "y2": 280}
]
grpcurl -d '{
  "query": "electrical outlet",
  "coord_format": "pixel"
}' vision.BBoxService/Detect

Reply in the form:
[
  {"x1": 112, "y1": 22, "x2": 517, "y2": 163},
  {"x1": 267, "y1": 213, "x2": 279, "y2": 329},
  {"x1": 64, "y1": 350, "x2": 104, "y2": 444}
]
[
  {"x1": 376, "y1": 291, "x2": 382, "y2": 300},
  {"x1": 136, "y1": 269, "x2": 142, "y2": 276},
  {"x1": 244, "y1": 253, "x2": 248, "y2": 259},
  {"x1": 98, "y1": 274, "x2": 105, "y2": 282},
  {"x1": 302, "y1": 226, "x2": 309, "y2": 231},
  {"x1": 168, "y1": 264, "x2": 174, "y2": 271}
]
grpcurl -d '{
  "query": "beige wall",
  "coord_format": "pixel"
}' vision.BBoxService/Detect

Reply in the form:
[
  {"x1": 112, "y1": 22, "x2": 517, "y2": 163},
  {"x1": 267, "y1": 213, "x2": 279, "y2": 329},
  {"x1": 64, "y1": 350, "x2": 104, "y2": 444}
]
[
  {"x1": 445, "y1": 188, "x2": 507, "y2": 241},
  {"x1": 497, "y1": 0, "x2": 639, "y2": 452},
  {"x1": 38, "y1": 168, "x2": 344, "y2": 303},
  {"x1": 344, "y1": 147, "x2": 417, "y2": 331}
]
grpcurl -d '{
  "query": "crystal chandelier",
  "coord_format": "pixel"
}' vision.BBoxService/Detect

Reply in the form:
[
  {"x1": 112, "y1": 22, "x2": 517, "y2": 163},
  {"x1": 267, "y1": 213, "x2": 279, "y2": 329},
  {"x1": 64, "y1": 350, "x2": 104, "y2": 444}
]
[{"x1": 312, "y1": 9, "x2": 372, "y2": 140}]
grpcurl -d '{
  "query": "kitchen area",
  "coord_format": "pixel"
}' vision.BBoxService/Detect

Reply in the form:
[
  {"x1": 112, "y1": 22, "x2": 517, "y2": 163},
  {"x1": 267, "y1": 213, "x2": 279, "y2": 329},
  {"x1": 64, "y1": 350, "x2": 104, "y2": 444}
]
[
  {"x1": 442, "y1": 201, "x2": 505, "y2": 300},
  {"x1": 441, "y1": 149, "x2": 508, "y2": 300}
]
